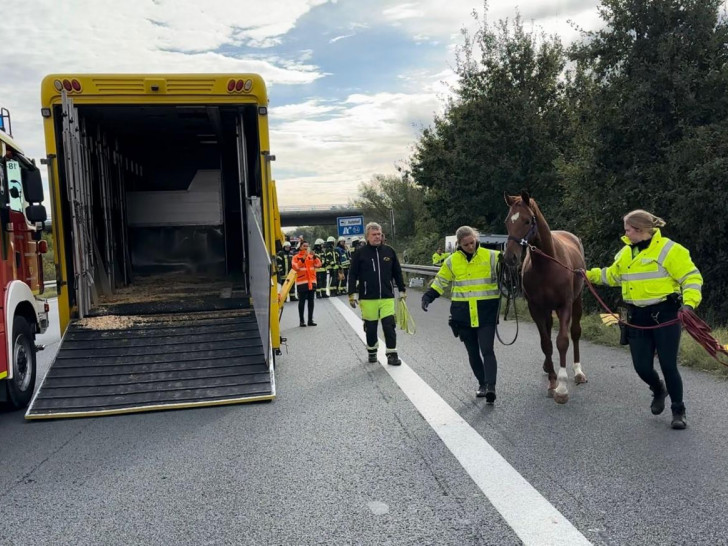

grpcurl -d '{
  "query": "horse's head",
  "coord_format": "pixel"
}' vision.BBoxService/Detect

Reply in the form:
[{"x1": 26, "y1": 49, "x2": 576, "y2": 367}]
[{"x1": 503, "y1": 190, "x2": 538, "y2": 268}]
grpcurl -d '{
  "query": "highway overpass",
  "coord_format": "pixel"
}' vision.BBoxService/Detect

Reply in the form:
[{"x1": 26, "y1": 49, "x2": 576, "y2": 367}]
[{"x1": 279, "y1": 206, "x2": 362, "y2": 227}]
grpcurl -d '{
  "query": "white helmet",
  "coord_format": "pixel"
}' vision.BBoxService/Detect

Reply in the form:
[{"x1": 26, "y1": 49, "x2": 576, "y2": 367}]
[
  {"x1": 338, "y1": 236, "x2": 346, "y2": 243},
  {"x1": 326, "y1": 236, "x2": 336, "y2": 243},
  {"x1": 283, "y1": 241, "x2": 291, "y2": 248},
  {"x1": 315, "y1": 238, "x2": 324, "y2": 246}
]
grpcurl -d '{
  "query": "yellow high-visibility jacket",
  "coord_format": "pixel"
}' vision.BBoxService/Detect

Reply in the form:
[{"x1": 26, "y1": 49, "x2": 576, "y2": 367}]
[
  {"x1": 432, "y1": 247, "x2": 500, "y2": 327},
  {"x1": 586, "y1": 229, "x2": 702, "y2": 308},
  {"x1": 432, "y1": 251, "x2": 451, "y2": 266}
]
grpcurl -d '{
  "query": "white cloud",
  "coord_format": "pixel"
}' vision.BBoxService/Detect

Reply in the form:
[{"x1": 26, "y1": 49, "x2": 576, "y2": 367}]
[
  {"x1": 352, "y1": 0, "x2": 601, "y2": 44},
  {"x1": 381, "y1": 3, "x2": 425, "y2": 22},
  {"x1": 329, "y1": 34, "x2": 355, "y2": 43},
  {"x1": 0, "y1": 0, "x2": 329, "y2": 183},
  {"x1": 272, "y1": 92, "x2": 443, "y2": 205},
  {"x1": 273, "y1": 100, "x2": 344, "y2": 120}
]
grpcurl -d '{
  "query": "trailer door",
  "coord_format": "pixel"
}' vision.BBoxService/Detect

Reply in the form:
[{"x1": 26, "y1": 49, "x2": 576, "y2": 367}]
[{"x1": 237, "y1": 112, "x2": 270, "y2": 361}]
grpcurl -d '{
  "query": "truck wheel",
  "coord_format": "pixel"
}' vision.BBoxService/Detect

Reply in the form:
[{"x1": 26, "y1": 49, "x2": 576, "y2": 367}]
[{"x1": 6, "y1": 316, "x2": 36, "y2": 410}]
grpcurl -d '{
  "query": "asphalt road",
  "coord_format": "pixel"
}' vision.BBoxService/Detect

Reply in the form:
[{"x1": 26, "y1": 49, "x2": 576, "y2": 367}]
[{"x1": 0, "y1": 296, "x2": 726, "y2": 545}]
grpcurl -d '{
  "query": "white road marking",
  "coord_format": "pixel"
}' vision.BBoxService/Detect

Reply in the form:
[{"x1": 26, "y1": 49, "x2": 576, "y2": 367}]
[
  {"x1": 331, "y1": 297, "x2": 592, "y2": 546},
  {"x1": 367, "y1": 501, "x2": 389, "y2": 515}
]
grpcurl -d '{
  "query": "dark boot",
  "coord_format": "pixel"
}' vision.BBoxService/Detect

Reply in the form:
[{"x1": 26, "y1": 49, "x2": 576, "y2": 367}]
[
  {"x1": 387, "y1": 353, "x2": 401, "y2": 366},
  {"x1": 650, "y1": 380, "x2": 667, "y2": 415},
  {"x1": 671, "y1": 407, "x2": 687, "y2": 430},
  {"x1": 368, "y1": 351, "x2": 377, "y2": 363},
  {"x1": 476, "y1": 385, "x2": 487, "y2": 398},
  {"x1": 485, "y1": 384, "x2": 496, "y2": 405}
]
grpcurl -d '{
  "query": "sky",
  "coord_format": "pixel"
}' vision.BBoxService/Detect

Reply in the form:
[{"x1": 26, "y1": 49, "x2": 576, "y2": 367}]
[{"x1": 0, "y1": 0, "x2": 603, "y2": 207}]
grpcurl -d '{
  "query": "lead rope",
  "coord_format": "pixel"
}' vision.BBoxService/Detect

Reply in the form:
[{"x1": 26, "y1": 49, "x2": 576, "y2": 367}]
[{"x1": 495, "y1": 260, "x2": 520, "y2": 346}]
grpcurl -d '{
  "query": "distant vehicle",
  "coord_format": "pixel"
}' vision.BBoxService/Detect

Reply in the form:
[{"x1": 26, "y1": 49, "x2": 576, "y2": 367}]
[
  {"x1": 445, "y1": 233, "x2": 507, "y2": 253},
  {"x1": 0, "y1": 107, "x2": 50, "y2": 410}
]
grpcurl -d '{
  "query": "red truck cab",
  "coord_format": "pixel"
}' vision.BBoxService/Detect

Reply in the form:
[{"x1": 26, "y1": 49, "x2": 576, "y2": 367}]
[{"x1": 0, "y1": 107, "x2": 50, "y2": 409}]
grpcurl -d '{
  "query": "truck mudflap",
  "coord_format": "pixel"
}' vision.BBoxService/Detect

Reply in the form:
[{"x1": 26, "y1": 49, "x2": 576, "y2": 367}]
[{"x1": 25, "y1": 308, "x2": 274, "y2": 419}]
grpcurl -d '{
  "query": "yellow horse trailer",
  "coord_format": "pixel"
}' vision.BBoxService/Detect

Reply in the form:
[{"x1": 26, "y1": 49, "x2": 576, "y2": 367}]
[{"x1": 27, "y1": 74, "x2": 284, "y2": 419}]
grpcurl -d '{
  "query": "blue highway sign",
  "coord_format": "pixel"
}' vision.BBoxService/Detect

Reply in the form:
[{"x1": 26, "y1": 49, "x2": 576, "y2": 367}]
[{"x1": 337, "y1": 215, "x2": 364, "y2": 237}]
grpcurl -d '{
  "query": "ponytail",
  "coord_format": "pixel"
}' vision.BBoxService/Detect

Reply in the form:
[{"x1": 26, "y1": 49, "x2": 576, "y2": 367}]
[{"x1": 623, "y1": 209, "x2": 666, "y2": 234}]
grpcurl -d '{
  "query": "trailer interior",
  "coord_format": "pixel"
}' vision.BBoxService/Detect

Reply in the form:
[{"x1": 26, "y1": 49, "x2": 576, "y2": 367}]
[{"x1": 54, "y1": 103, "x2": 264, "y2": 314}]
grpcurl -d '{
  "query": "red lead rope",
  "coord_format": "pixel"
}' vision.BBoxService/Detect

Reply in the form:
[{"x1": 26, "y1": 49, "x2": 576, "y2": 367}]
[
  {"x1": 676, "y1": 307, "x2": 728, "y2": 366},
  {"x1": 526, "y1": 245, "x2": 728, "y2": 367}
]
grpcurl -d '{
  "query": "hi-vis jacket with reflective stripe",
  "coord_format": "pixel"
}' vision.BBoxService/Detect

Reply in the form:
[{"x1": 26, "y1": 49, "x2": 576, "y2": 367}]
[
  {"x1": 432, "y1": 247, "x2": 500, "y2": 327},
  {"x1": 586, "y1": 229, "x2": 703, "y2": 308}
]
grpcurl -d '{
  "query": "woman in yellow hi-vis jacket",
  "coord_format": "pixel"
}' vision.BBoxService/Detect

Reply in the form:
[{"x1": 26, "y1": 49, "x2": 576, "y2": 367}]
[
  {"x1": 585, "y1": 210, "x2": 702, "y2": 429},
  {"x1": 421, "y1": 226, "x2": 501, "y2": 403}
]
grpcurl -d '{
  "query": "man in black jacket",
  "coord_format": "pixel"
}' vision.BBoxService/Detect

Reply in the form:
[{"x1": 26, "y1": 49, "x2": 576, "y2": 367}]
[{"x1": 348, "y1": 222, "x2": 406, "y2": 365}]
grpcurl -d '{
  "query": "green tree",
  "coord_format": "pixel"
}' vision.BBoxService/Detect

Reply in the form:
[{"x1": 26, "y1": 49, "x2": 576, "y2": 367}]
[
  {"x1": 353, "y1": 173, "x2": 424, "y2": 242},
  {"x1": 665, "y1": 120, "x2": 728, "y2": 321},
  {"x1": 561, "y1": 0, "x2": 728, "y2": 320},
  {"x1": 353, "y1": 173, "x2": 440, "y2": 264},
  {"x1": 410, "y1": 7, "x2": 570, "y2": 235}
]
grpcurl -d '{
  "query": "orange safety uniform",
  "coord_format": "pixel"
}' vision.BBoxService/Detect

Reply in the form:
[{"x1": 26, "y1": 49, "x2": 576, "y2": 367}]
[{"x1": 292, "y1": 250, "x2": 322, "y2": 289}]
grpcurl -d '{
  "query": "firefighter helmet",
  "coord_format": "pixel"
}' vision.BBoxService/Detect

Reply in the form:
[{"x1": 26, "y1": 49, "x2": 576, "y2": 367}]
[
  {"x1": 338, "y1": 236, "x2": 346, "y2": 243},
  {"x1": 326, "y1": 236, "x2": 336, "y2": 243},
  {"x1": 314, "y1": 238, "x2": 324, "y2": 246},
  {"x1": 283, "y1": 241, "x2": 291, "y2": 248}
]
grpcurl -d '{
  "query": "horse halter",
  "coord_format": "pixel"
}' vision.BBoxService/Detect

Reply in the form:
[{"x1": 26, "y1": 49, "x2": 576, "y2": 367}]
[{"x1": 507, "y1": 209, "x2": 538, "y2": 247}]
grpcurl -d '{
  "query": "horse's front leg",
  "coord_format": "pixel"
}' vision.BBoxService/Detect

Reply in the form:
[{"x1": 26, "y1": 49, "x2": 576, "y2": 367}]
[
  {"x1": 530, "y1": 304, "x2": 556, "y2": 397},
  {"x1": 553, "y1": 306, "x2": 572, "y2": 404}
]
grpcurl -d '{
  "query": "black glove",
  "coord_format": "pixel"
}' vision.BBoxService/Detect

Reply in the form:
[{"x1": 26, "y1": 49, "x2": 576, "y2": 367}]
[{"x1": 421, "y1": 293, "x2": 432, "y2": 312}]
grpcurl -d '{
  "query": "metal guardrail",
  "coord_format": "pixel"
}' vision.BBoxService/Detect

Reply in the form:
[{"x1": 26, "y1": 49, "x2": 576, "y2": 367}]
[
  {"x1": 401, "y1": 264, "x2": 439, "y2": 276},
  {"x1": 401, "y1": 264, "x2": 438, "y2": 289}
]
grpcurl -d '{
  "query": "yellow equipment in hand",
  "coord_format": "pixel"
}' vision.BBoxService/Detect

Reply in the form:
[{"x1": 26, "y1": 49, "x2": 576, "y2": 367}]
[
  {"x1": 396, "y1": 297, "x2": 416, "y2": 335},
  {"x1": 278, "y1": 269, "x2": 297, "y2": 305},
  {"x1": 600, "y1": 313, "x2": 620, "y2": 326}
]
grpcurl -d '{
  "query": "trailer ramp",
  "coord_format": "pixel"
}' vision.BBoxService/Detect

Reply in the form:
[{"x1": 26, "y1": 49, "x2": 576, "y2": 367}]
[{"x1": 26, "y1": 308, "x2": 274, "y2": 419}]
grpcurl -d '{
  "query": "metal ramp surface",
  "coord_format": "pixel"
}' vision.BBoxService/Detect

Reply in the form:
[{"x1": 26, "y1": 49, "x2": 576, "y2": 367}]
[{"x1": 26, "y1": 309, "x2": 274, "y2": 419}]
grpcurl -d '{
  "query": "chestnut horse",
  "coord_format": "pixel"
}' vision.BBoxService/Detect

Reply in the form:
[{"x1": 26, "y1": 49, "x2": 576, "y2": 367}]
[{"x1": 503, "y1": 191, "x2": 586, "y2": 404}]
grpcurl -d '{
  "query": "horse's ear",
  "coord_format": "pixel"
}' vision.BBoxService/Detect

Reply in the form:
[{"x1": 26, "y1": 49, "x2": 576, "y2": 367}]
[
  {"x1": 504, "y1": 191, "x2": 516, "y2": 206},
  {"x1": 520, "y1": 189, "x2": 531, "y2": 205}
]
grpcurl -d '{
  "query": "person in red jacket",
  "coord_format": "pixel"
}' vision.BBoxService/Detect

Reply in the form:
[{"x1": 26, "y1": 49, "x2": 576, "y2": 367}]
[{"x1": 292, "y1": 241, "x2": 322, "y2": 327}]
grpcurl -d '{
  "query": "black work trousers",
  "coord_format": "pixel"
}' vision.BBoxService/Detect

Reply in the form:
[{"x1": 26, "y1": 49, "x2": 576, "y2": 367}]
[
  {"x1": 458, "y1": 324, "x2": 497, "y2": 387},
  {"x1": 365, "y1": 315, "x2": 397, "y2": 353},
  {"x1": 627, "y1": 307, "x2": 684, "y2": 411},
  {"x1": 297, "y1": 285, "x2": 316, "y2": 323}
]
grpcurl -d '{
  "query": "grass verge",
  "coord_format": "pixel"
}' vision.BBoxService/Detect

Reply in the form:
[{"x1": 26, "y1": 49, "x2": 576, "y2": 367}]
[{"x1": 508, "y1": 297, "x2": 728, "y2": 377}]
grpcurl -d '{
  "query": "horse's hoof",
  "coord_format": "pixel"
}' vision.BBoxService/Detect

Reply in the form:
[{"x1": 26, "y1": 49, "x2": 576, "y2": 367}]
[
  {"x1": 554, "y1": 392, "x2": 569, "y2": 404},
  {"x1": 547, "y1": 388, "x2": 555, "y2": 398},
  {"x1": 574, "y1": 373, "x2": 587, "y2": 385}
]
